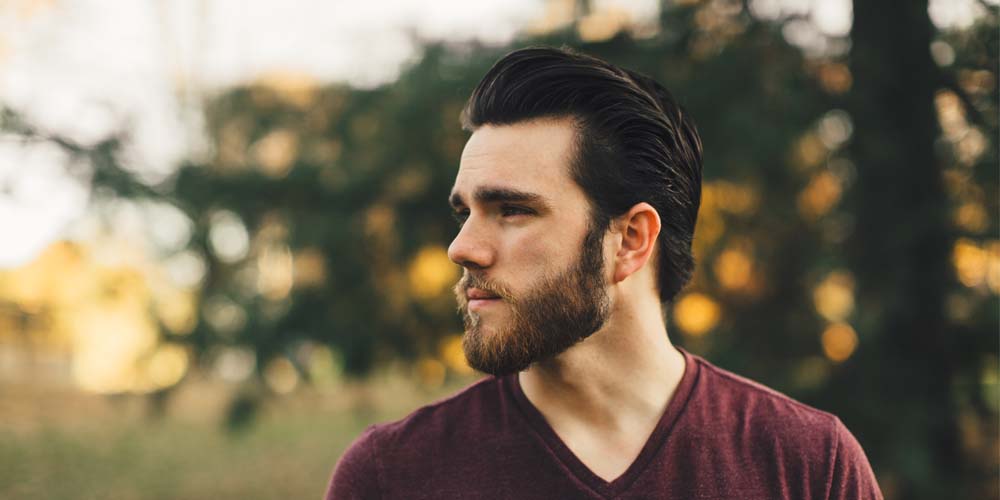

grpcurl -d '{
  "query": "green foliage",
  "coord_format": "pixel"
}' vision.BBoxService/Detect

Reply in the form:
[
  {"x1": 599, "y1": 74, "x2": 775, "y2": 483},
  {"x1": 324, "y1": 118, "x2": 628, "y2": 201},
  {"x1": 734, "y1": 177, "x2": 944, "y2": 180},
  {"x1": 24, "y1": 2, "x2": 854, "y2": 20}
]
[{"x1": 3, "y1": 1, "x2": 997, "y2": 498}]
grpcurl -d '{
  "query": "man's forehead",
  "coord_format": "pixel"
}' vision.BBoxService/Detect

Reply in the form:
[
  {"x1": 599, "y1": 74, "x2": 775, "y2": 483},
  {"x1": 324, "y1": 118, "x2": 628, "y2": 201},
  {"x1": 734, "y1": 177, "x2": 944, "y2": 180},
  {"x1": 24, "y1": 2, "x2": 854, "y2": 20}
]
[{"x1": 451, "y1": 119, "x2": 578, "y2": 202}]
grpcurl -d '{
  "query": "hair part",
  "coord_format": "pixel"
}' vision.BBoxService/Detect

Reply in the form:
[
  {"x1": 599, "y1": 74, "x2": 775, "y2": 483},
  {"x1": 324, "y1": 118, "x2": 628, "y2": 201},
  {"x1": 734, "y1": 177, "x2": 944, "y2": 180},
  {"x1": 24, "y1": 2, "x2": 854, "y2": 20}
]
[{"x1": 461, "y1": 46, "x2": 703, "y2": 303}]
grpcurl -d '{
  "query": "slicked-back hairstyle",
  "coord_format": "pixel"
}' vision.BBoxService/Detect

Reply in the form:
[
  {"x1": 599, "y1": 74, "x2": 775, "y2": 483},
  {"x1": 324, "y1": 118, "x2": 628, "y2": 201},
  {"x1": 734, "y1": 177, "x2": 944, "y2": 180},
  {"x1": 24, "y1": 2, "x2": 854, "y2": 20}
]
[{"x1": 460, "y1": 46, "x2": 703, "y2": 304}]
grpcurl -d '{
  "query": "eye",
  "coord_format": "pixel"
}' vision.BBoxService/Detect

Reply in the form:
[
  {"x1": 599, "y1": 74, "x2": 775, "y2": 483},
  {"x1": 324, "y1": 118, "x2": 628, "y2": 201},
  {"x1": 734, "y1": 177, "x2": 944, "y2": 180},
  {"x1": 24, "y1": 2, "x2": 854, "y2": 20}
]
[
  {"x1": 452, "y1": 210, "x2": 470, "y2": 227},
  {"x1": 500, "y1": 205, "x2": 534, "y2": 217}
]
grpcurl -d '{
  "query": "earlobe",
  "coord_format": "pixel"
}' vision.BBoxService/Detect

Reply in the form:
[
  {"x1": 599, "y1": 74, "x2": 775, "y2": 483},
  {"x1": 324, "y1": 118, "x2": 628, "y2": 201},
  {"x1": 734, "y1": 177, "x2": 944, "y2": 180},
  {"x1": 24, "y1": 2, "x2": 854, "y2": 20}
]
[{"x1": 613, "y1": 203, "x2": 660, "y2": 284}]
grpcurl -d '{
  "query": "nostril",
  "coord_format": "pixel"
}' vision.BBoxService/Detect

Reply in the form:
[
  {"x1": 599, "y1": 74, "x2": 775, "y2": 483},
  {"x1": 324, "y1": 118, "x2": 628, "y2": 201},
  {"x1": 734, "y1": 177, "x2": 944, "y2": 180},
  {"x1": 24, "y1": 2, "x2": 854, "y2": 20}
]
[{"x1": 461, "y1": 261, "x2": 486, "y2": 271}]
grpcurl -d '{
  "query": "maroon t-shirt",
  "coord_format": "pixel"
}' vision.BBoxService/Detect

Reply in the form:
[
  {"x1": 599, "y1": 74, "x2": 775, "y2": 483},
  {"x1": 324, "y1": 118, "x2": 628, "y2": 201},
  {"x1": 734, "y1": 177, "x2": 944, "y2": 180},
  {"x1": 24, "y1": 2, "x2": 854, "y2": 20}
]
[{"x1": 325, "y1": 348, "x2": 882, "y2": 499}]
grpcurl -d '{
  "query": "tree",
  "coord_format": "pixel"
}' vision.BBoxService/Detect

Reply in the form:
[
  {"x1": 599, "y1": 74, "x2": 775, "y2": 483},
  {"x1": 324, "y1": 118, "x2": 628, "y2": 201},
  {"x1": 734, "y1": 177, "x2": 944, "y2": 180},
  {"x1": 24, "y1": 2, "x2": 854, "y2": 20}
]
[
  {"x1": 3, "y1": 1, "x2": 995, "y2": 495},
  {"x1": 843, "y1": 0, "x2": 997, "y2": 497}
]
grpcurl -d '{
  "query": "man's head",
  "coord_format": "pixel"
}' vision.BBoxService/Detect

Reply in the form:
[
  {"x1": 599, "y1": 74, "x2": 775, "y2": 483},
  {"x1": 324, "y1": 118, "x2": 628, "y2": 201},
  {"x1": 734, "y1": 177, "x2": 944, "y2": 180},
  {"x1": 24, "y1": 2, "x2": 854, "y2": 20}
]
[{"x1": 448, "y1": 47, "x2": 703, "y2": 376}]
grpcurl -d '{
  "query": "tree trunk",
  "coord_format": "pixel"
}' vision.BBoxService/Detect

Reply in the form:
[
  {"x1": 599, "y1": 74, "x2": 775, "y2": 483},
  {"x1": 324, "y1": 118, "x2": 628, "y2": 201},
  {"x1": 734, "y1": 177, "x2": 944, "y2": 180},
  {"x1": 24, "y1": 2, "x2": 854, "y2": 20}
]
[{"x1": 847, "y1": 0, "x2": 962, "y2": 497}]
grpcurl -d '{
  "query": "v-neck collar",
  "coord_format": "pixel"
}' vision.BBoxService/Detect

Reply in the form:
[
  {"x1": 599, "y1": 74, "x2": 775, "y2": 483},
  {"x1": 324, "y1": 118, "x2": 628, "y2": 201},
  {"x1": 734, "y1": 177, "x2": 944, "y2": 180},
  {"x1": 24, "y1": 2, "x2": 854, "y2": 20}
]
[{"x1": 503, "y1": 346, "x2": 700, "y2": 499}]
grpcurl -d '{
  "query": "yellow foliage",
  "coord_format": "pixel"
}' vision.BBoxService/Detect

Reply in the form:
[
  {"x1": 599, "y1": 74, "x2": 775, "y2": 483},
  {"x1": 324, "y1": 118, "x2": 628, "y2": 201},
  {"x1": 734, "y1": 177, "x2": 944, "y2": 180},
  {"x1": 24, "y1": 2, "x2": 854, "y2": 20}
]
[
  {"x1": 692, "y1": 209, "x2": 725, "y2": 259},
  {"x1": 797, "y1": 171, "x2": 842, "y2": 221},
  {"x1": 791, "y1": 132, "x2": 827, "y2": 171},
  {"x1": 146, "y1": 343, "x2": 190, "y2": 389},
  {"x1": 155, "y1": 289, "x2": 198, "y2": 335},
  {"x1": 364, "y1": 204, "x2": 396, "y2": 242},
  {"x1": 293, "y1": 247, "x2": 328, "y2": 289},
  {"x1": 0, "y1": 241, "x2": 92, "y2": 313},
  {"x1": 408, "y1": 246, "x2": 459, "y2": 300},
  {"x1": 257, "y1": 244, "x2": 294, "y2": 300},
  {"x1": 0, "y1": 239, "x2": 197, "y2": 394},
  {"x1": 813, "y1": 271, "x2": 855, "y2": 322},
  {"x1": 264, "y1": 357, "x2": 299, "y2": 394},
  {"x1": 416, "y1": 358, "x2": 446, "y2": 389},
  {"x1": 704, "y1": 181, "x2": 759, "y2": 216},
  {"x1": 439, "y1": 334, "x2": 472, "y2": 375},
  {"x1": 673, "y1": 293, "x2": 721, "y2": 337},
  {"x1": 252, "y1": 129, "x2": 299, "y2": 178},
  {"x1": 936, "y1": 90, "x2": 968, "y2": 141},
  {"x1": 255, "y1": 71, "x2": 319, "y2": 109},
  {"x1": 70, "y1": 299, "x2": 159, "y2": 393},
  {"x1": 714, "y1": 245, "x2": 753, "y2": 292},
  {"x1": 817, "y1": 62, "x2": 852, "y2": 94},
  {"x1": 953, "y1": 239, "x2": 988, "y2": 288},
  {"x1": 954, "y1": 202, "x2": 989, "y2": 233},
  {"x1": 821, "y1": 322, "x2": 858, "y2": 363},
  {"x1": 527, "y1": 0, "x2": 576, "y2": 35},
  {"x1": 987, "y1": 242, "x2": 1000, "y2": 295},
  {"x1": 578, "y1": 8, "x2": 631, "y2": 42}
]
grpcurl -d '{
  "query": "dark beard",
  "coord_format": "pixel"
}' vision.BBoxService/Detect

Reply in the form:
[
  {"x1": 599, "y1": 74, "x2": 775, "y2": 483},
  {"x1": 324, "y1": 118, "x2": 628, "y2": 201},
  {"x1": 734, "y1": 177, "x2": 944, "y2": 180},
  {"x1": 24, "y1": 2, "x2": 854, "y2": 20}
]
[{"x1": 454, "y1": 224, "x2": 611, "y2": 377}]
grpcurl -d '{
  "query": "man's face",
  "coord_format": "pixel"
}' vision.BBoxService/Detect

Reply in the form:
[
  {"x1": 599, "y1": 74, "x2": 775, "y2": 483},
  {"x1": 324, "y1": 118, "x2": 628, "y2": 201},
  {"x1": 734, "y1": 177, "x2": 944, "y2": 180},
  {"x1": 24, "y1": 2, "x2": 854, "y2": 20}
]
[{"x1": 448, "y1": 118, "x2": 612, "y2": 376}]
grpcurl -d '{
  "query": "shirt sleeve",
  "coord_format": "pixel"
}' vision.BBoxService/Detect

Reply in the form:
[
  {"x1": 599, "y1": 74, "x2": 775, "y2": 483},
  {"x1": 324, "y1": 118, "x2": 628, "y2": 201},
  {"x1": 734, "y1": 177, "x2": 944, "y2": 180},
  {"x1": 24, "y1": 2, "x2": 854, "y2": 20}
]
[
  {"x1": 828, "y1": 418, "x2": 883, "y2": 500},
  {"x1": 324, "y1": 425, "x2": 381, "y2": 500}
]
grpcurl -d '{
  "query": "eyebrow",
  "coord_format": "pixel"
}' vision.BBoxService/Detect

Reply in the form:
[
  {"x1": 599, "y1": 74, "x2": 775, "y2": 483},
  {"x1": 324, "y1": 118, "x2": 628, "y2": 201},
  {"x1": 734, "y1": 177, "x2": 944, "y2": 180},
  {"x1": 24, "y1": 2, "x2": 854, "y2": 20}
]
[{"x1": 449, "y1": 186, "x2": 550, "y2": 210}]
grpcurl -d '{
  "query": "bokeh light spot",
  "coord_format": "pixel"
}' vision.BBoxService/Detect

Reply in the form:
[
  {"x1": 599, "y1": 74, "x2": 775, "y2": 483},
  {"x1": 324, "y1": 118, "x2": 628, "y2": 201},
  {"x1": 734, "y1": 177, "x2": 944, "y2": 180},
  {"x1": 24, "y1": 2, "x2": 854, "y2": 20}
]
[
  {"x1": 953, "y1": 239, "x2": 988, "y2": 288},
  {"x1": 208, "y1": 210, "x2": 250, "y2": 263},
  {"x1": 439, "y1": 334, "x2": 472, "y2": 375},
  {"x1": 257, "y1": 244, "x2": 294, "y2": 300},
  {"x1": 212, "y1": 346, "x2": 256, "y2": 383},
  {"x1": 264, "y1": 357, "x2": 299, "y2": 394},
  {"x1": 293, "y1": 247, "x2": 328, "y2": 289},
  {"x1": 813, "y1": 270, "x2": 855, "y2": 322},
  {"x1": 408, "y1": 245, "x2": 459, "y2": 300},
  {"x1": 252, "y1": 128, "x2": 299, "y2": 178},
  {"x1": 714, "y1": 246, "x2": 753, "y2": 291},
  {"x1": 146, "y1": 343, "x2": 189, "y2": 389},
  {"x1": 797, "y1": 171, "x2": 842, "y2": 221},
  {"x1": 673, "y1": 293, "x2": 721, "y2": 337},
  {"x1": 821, "y1": 322, "x2": 858, "y2": 363}
]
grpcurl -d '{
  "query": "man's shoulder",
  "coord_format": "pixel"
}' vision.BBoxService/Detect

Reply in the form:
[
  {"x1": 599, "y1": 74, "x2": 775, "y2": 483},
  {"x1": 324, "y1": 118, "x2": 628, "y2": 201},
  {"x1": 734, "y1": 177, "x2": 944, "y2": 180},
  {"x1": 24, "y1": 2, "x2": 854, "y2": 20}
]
[
  {"x1": 367, "y1": 374, "x2": 508, "y2": 448},
  {"x1": 686, "y1": 354, "x2": 847, "y2": 460},
  {"x1": 326, "y1": 375, "x2": 509, "y2": 499},
  {"x1": 691, "y1": 353, "x2": 839, "y2": 431},
  {"x1": 687, "y1": 354, "x2": 881, "y2": 497}
]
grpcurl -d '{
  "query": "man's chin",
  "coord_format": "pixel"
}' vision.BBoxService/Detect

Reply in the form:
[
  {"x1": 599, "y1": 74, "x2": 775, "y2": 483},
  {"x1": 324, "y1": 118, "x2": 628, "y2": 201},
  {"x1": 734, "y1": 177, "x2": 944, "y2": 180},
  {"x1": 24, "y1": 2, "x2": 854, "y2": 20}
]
[
  {"x1": 462, "y1": 321, "x2": 506, "y2": 344},
  {"x1": 461, "y1": 326, "x2": 527, "y2": 376},
  {"x1": 464, "y1": 305, "x2": 510, "y2": 327}
]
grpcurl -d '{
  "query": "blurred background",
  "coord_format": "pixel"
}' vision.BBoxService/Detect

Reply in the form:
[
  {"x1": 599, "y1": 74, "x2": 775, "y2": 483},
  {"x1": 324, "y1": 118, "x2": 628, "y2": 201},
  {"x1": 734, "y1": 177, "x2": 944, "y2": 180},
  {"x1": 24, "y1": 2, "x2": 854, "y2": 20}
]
[{"x1": 0, "y1": 0, "x2": 996, "y2": 498}]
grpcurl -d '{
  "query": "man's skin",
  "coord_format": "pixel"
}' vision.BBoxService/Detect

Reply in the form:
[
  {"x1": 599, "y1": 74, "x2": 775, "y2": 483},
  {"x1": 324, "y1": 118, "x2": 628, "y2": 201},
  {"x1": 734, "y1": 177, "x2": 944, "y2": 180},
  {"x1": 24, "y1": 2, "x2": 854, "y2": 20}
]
[{"x1": 447, "y1": 117, "x2": 686, "y2": 482}]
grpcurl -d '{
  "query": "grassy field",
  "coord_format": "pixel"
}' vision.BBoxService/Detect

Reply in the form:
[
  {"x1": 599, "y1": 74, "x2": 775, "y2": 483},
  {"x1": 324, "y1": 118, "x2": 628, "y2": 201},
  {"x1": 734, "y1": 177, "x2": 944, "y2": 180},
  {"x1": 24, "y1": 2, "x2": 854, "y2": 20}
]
[{"x1": 1, "y1": 371, "x2": 478, "y2": 500}]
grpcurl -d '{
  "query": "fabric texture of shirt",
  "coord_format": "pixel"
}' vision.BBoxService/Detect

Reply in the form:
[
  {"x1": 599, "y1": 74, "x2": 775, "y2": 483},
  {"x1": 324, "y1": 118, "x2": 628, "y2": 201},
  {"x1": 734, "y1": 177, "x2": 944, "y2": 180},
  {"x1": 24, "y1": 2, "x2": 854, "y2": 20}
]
[{"x1": 325, "y1": 347, "x2": 882, "y2": 499}]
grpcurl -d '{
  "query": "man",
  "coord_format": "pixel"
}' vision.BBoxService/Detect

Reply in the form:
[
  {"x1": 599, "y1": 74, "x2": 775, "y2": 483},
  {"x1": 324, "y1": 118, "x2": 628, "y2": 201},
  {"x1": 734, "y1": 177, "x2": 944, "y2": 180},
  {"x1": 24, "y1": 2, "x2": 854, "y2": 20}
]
[{"x1": 326, "y1": 46, "x2": 882, "y2": 499}]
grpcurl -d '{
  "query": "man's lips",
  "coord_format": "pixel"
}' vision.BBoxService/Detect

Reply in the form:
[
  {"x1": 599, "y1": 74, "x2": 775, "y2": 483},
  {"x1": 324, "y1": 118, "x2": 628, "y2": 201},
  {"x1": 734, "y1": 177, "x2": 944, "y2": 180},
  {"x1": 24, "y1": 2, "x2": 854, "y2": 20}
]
[
  {"x1": 466, "y1": 287, "x2": 502, "y2": 311},
  {"x1": 466, "y1": 288, "x2": 500, "y2": 300}
]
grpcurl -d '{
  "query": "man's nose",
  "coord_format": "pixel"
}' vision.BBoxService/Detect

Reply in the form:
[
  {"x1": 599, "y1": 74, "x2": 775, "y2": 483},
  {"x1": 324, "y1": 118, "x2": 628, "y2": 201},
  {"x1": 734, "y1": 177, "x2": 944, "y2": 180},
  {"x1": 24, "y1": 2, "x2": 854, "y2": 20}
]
[{"x1": 447, "y1": 218, "x2": 495, "y2": 270}]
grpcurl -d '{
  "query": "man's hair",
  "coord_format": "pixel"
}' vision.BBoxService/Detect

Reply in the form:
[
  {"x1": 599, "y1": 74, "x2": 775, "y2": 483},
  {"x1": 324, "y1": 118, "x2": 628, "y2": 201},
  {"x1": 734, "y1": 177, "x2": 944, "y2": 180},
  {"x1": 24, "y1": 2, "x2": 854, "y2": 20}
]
[{"x1": 460, "y1": 46, "x2": 703, "y2": 304}]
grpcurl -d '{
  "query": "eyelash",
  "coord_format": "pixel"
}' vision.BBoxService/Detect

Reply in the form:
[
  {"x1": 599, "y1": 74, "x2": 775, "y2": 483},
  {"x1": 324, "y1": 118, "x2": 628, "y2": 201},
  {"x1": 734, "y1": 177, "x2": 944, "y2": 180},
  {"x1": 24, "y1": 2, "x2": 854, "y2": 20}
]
[
  {"x1": 500, "y1": 205, "x2": 533, "y2": 217},
  {"x1": 452, "y1": 206, "x2": 534, "y2": 227}
]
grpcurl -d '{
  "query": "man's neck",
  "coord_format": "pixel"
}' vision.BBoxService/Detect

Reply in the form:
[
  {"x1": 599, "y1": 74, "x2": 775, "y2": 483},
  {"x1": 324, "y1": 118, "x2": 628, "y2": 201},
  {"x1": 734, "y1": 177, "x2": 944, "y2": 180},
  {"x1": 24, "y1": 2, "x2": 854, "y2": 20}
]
[{"x1": 517, "y1": 295, "x2": 686, "y2": 438}]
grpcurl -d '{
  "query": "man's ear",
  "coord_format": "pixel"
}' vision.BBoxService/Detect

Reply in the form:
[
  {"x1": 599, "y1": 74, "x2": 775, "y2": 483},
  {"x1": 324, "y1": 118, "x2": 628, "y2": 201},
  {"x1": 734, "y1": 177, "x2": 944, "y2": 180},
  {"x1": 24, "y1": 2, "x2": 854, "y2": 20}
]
[{"x1": 613, "y1": 202, "x2": 660, "y2": 284}]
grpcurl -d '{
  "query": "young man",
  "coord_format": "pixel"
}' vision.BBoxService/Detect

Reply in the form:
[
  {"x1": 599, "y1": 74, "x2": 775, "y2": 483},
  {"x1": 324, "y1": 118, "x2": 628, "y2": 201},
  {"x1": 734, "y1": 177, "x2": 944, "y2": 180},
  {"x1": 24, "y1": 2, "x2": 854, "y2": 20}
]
[{"x1": 326, "y1": 47, "x2": 882, "y2": 499}]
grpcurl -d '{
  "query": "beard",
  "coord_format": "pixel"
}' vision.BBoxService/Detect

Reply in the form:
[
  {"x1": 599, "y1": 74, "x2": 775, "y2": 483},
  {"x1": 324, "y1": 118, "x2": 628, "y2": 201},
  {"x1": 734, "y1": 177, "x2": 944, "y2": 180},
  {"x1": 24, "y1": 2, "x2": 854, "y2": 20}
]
[{"x1": 454, "y1": 223, "x2": 611, "y2": 377}]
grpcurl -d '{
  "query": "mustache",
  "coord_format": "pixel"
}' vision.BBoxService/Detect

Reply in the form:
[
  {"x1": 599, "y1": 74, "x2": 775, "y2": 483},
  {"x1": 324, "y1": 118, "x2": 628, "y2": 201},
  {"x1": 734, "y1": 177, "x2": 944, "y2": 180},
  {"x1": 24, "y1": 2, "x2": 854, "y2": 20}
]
[{"x1": 454, "y1": 273, "x2": 516, "y2": 302}]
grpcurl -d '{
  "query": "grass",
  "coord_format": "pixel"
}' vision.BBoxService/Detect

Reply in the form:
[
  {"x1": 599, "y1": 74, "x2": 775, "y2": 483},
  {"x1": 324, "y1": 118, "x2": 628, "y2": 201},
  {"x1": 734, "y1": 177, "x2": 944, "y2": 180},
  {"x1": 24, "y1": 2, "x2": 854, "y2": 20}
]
[{"x1": 1, "y1": 372, "x2": 478, "y2": 499}]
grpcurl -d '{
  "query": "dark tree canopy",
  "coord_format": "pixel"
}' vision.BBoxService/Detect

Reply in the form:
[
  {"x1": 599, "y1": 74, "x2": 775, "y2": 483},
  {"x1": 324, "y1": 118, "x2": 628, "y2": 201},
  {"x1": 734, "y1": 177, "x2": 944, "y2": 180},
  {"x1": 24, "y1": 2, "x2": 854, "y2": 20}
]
[{"x1": 3, "y1": 1, "x2": 996, "y2": 497}]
